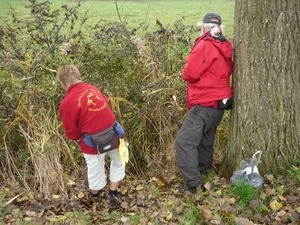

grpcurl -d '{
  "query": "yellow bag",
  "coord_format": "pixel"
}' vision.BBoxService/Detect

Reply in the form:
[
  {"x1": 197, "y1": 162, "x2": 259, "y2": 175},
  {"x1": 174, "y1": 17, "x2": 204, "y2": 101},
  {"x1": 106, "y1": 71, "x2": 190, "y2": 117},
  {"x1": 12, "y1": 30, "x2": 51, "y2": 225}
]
[{"x1": 119, "y1": 138, "x2": 129, "y2": 169}]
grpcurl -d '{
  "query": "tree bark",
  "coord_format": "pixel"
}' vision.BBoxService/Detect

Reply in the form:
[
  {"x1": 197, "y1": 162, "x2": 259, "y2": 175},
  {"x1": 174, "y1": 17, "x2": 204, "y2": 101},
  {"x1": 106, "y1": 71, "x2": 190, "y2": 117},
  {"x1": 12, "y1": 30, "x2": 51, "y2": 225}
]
[{"x1": 220, "y1": 0, "x2": 300, "y2": 175}]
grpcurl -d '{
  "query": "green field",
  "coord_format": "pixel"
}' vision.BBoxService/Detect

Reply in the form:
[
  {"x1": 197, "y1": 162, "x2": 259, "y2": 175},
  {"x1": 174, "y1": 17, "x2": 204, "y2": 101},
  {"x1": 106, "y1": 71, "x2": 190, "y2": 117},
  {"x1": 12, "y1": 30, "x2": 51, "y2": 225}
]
[{"x1": 1, "y1": 0, "x2": 235, "y2": 38}]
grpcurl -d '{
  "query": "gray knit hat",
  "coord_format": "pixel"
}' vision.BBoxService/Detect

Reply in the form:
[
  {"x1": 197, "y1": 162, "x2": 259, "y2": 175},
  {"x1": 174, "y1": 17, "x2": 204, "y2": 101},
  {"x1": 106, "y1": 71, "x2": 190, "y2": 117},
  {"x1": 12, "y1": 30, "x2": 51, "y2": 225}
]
[{"x1": 202, "y1": 12, "x2": 222, "y2": 25}]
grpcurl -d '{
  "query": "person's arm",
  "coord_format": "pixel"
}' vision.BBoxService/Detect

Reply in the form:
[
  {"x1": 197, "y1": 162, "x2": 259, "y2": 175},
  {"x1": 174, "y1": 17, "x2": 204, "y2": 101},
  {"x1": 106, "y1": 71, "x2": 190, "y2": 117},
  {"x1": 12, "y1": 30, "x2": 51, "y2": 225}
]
[
  {"x1": 182, "y1": 41, "x2": 214, "y2": 83},
  {"x1": 59, "y1": 103, "x2": 81, "y2": 140}
]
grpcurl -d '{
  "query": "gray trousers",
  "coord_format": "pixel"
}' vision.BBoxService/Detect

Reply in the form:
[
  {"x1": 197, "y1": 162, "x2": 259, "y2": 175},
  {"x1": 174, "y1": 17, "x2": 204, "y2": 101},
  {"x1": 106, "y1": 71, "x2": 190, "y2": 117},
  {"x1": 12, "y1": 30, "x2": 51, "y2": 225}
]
[{"x1": 175, "y1": 105, "x2": 224, "y2": 187}]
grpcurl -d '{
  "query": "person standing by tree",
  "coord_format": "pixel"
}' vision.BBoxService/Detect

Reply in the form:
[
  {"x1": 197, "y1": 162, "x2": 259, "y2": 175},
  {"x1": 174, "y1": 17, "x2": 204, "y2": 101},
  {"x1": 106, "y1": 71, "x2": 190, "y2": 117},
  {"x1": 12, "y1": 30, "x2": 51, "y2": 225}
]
[
  {"x1": 176, "y1": 12, "x2": 233, "y2": 194},
  {"x1": 57, "y1": 65, "x2": 125, "y2": 206}
]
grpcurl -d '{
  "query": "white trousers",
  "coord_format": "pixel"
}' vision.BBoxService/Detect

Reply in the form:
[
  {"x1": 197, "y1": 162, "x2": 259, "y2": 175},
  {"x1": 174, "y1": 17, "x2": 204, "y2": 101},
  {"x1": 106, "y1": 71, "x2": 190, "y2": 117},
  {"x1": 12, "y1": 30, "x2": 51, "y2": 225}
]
[{"x1": 83, "y1": 149, "x2": 125, "y2": 190}]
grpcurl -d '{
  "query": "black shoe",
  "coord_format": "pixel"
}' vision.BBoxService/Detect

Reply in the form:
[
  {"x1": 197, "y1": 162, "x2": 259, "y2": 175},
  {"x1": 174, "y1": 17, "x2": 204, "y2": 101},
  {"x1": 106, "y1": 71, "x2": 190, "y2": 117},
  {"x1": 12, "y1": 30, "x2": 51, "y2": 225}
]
[
  {"x1": 178, "y1": 185, "x2": 207, "y2": 194},
  {"x1": 178, "y1": 186, "x2": 197, "y2": 194},
  {"x1": 90, "y1": 190, "x2": 101, "y2": 200},
  {"x1": 201, "y1": 185, "x2": 207, "y2": 192},
  {"x1": 107, "y1": 191, "x2": 124, "y2": 206}
]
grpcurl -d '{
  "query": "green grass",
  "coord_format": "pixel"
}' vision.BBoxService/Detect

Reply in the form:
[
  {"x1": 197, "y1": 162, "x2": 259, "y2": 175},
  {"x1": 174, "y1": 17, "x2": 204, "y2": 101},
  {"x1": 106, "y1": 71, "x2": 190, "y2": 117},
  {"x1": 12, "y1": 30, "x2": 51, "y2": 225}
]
[
  {"x1": 1, "y1": 0, "x2": 235, "y2": 38},
  {"x1": 229, "y1": 182, "x2": 259, "y2": 208},
  {"x1": 182, "y1": 198, "x2": 201, "y2": 225}
]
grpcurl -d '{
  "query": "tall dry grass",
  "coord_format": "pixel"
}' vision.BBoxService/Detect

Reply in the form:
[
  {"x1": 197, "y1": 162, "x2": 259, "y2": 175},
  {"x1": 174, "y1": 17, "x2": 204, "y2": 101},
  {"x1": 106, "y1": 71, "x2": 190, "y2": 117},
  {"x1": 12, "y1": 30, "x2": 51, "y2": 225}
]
[{"x1": 1, "y1": 98, "x2": 79, "y2": 197}]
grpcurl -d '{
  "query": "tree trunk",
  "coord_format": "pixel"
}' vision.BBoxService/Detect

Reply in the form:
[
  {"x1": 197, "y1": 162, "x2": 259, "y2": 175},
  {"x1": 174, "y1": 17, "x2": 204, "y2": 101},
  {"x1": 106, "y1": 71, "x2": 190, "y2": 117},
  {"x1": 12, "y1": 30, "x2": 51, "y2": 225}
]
[{"x1": 220, "y1": 0, "x2": 300, "y2": 175}]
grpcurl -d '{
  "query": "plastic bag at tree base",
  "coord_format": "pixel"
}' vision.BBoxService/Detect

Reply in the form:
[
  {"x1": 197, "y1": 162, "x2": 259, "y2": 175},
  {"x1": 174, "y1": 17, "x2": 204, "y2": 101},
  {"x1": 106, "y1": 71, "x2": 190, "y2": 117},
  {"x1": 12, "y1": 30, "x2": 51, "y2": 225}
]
[{"x1": 230, "y1": 150, "x2": 264, "y2": 189}]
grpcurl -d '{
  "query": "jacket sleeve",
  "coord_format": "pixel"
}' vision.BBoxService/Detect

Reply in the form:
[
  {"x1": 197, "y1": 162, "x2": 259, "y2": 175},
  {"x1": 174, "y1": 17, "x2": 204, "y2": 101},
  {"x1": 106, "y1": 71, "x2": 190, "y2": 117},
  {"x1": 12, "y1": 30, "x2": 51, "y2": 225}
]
[
  {"x1": 182, "y1": 41, "x2": 215, "y2": 83},
  {"x1": 59, "y1": 103, "x2": 81, "y2": 140}
]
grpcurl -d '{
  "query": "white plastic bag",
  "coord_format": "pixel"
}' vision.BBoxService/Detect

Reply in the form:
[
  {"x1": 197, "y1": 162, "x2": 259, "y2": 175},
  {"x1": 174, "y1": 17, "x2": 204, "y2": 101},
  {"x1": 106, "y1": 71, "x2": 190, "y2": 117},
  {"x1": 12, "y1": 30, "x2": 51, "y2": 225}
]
[{"x1": 230, "y1": 151, "x2": 264, "y2": 188}]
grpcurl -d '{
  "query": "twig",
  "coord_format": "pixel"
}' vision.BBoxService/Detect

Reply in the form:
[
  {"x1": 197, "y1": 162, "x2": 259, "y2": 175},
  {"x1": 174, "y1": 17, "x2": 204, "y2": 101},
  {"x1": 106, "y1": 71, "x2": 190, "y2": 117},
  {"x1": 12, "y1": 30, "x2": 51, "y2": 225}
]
[{"x1": 114, "y1": 0, "x2": 127, "y2": 23}]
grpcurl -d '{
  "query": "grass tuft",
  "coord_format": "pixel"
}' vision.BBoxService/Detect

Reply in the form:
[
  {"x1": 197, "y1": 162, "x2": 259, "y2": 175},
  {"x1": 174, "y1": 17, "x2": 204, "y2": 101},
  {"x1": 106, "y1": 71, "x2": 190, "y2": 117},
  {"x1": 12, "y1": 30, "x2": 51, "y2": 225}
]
[{"x1": 229, "y1": 182, "x2": 259, "y2": 208}]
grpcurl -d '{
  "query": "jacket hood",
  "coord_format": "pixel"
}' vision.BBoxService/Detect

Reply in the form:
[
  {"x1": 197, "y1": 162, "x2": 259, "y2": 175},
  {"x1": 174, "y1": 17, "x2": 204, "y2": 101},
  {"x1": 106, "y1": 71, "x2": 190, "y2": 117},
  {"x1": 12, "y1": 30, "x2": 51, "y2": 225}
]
[{"x1": 201, "y1": 31, "x2": 233, "y2": 59}]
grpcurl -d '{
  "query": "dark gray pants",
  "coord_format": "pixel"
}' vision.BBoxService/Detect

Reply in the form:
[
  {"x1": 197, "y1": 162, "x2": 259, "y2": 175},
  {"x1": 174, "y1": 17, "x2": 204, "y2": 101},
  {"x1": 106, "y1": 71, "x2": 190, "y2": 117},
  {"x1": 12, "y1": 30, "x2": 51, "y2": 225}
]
[{"x1": 175, "y1": 105, "x2": 224, "y2": 187}]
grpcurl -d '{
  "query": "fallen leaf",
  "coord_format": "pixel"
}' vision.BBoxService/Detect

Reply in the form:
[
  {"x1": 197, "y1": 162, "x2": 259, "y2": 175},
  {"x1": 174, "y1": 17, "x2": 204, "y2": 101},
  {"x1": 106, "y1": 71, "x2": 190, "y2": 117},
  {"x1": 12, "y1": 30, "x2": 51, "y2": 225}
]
[
  {"x1": 285, "y1": 195, "x2": 298, "y2": 203},
  {"x1": 266, "y1": 174, "x2": 274, "y2": 181},
  {"x1": 169, "y1": 175, "x2": 176, "y2": 180},
  {"x1": 215, "y1": 189, "x2": 222, "y2": 196},
  {"x1": 166, "y1": 200, "x2": 173, "y2": 205},
  {"x1": 67, "y1": 179, "x2": 75, "y2": 186},
  {"x1": 136, "y1": 197, "x2": 144, "y2": 206},
  {"x1": 276, "y1": 210, "x2": 286, "y2": 217},
  {"x1": 277, "y1": 194, "x2": 285, "y2": 201},
  {"x1": 24, "y1": 217, "x2": 35, "y2": 222},
  {"x1": 259, "y1": 192, "x2": 267, "y2": 200},
  {"x1": 202, "y1": 209, "x2": 212, "y2": 220},
  {"x1": 266, "y1": 188, "x2": 276, "y2": 195},
  {"x1": 275, "y1": 210, "x2": 289, "y2": 223},
  {"x1": 150, "y1": 177, "x2": 159, "y2": 182},
  {"x1": 270, "y1": 200, "x2": 283, "y2": 211},
  {"x1": 5, "y1": 192, "x2": 24, "y2": 205},
  {"x1": 136, "y1": 184, "x2": 144, "y2": 191},
  {"x1": 157, "y1": 180, "x2": 165, "y2": 187},
  {"x1": 52, "y1": 194, "x2": 61, "y2": 199},
  {"x1": 77, "y1": 192, "x2": 84, "y2": 199},
  {"x1": 120, "y1": 187, "x2": 128, "y2": 195},
  {"x1": 225, "y1": 205, "x2": 236, "y2": 213},
  {"x1": 289, "y1": 209, "x2": 300, "y2": 221},
  {"x1": 249, "y1": 199, "x2": 263, "y2": 208},
  {"x1": 139, "y1": 217, "x2": 149, "y2": 224},
  {"x1": 210, "y1": 219, "x2": 221, "y2": 225},
  {"x1": 235, "y1": 217, "x2": 255, "y2": 225},
  {"x1": 166, "y1": 212, "x2": 173, "y2": 221},
  {"x1": 121, "y1": 201, "x2": 129, "y2": 209},
  {"x1": 25, "y1": 211, "x2": 37, "y2": 217},
  {"x1": 204, "y1": 182, "x2": 212, "y2": 191},
  {"x1": 228, "y1": 198, "x2": 236, "y2": 204}
]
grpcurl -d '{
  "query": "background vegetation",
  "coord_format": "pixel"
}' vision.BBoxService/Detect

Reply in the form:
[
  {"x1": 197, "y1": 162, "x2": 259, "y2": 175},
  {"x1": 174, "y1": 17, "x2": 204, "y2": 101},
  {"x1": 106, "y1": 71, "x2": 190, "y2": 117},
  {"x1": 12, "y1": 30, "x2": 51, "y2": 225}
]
[
  {"x1": 1, "y1": 1, "x2": 299, "y2": 224},
  {"x1": 0, "y1": 0, "x2": 234, "y2": 194}
]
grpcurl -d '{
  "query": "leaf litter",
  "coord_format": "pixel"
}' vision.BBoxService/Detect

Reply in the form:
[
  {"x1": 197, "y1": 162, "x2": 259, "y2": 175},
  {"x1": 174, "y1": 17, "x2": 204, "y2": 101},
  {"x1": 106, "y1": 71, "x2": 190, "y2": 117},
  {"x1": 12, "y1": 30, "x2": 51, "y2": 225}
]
[{"x1": 1, "y1": 171, "x2": 300, "y2": 225}]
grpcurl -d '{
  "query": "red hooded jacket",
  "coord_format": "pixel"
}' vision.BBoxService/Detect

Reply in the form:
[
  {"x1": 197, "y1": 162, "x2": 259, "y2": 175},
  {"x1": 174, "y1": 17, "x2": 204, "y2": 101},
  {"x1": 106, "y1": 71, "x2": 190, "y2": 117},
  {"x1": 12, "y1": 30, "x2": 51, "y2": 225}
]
[
  {"x1": 182, "y1": 30, "x2": 233, "y2": 109},
  {"x1": 59, "y1": 83, "x2": 116, "y2": 154}
]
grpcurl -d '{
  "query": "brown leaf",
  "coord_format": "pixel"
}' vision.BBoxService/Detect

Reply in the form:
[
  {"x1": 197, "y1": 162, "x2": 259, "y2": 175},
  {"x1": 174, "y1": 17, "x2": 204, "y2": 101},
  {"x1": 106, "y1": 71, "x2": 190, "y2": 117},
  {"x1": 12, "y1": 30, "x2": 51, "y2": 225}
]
[
  {"x1": 204, "y1": 181, "x2": 212, "y2": 191},
  {"x1": 136, "y1": 197, "x2": 144, "y2": 206},
  {"x1": 249, "y1": 199, "x2": 263, "y2": 208},
  {"x1": 202, "y1": 209, "x2": 212, "y2": 220},
  {"x1": 25, "y1": 211, "x2": 37, "y2": 217},
  {"x1": 139, "y1": 217, "x2": 149, "y2": 224},
  {"x1": 121, "y1": 201, "x2": 129, "y2": 209},
  {"x1": 225, "y1": 205, "x2": 237, "y2": 214},
  {"x1": 210, "y1": 219, "x2": 222, "y2": 225},
  {"x1": 285, "y1": 195, "x2": 298, "y2": 203},
  {"x1": 275, "y1": 210, "x2": 289, "y2": 223},
  {"x1": 288, "y1": 209, "x2": 300, "y2": 222},
  {"x1": 235, "y1": 217, "x2": 255, "y2": 225},
  {"x1": 175, "y1": 205, "x2": 184, "y2": 214},
  {"x1": 265, "y1": 174, "x2": 274, "y2": 181}
]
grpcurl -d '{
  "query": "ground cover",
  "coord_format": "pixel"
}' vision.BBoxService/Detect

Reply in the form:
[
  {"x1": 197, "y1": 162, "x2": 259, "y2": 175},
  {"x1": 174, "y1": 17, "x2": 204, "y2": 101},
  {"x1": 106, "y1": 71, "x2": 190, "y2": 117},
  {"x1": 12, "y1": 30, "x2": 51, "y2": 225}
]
[{"x1": 1, "y1": 170, "x2": 300, "y2": 224}]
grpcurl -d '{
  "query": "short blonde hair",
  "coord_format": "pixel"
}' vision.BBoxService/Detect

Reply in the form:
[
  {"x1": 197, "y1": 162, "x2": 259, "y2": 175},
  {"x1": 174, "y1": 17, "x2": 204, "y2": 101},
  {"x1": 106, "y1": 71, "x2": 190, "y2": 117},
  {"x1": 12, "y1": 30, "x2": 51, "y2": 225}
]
[{"x1": 57, "y1": 65, "x2": 81, "y2": 89}]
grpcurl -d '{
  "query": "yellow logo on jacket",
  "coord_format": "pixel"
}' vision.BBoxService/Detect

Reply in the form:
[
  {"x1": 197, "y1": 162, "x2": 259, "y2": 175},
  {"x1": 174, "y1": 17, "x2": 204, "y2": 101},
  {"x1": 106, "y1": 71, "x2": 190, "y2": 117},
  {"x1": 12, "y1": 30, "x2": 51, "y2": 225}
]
[{"x1": 78, "y1": 89, "x2": 107, "y2": 111}]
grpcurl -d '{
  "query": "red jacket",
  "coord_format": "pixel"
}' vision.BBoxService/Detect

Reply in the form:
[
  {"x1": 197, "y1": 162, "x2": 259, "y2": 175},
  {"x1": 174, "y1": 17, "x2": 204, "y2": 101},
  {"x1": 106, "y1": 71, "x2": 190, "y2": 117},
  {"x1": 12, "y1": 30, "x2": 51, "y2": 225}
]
[
  {"x1": 182, "y1": 30, "x2": 233, "y2": 109},
  {"x1": 59, "y1": 83, "x2": 116, "y2": 154}
]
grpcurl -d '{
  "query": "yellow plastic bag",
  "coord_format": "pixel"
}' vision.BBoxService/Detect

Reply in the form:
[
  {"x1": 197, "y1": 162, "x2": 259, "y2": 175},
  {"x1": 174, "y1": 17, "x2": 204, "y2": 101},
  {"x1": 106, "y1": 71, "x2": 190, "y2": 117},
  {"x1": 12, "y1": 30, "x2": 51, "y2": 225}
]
[{"x1": 119, "y1": 138, "x2": 129, "y2": 169}]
